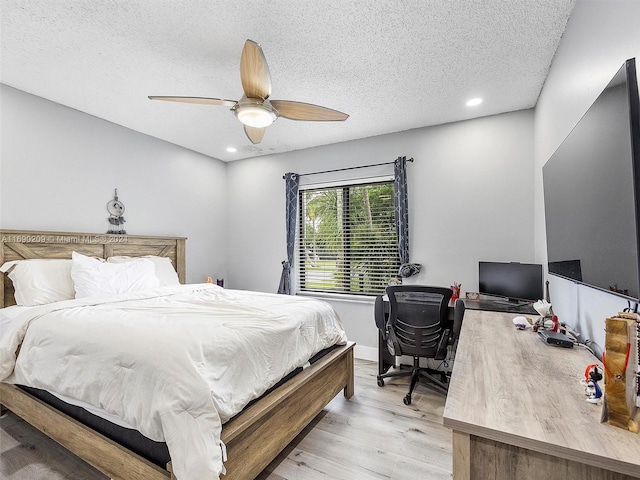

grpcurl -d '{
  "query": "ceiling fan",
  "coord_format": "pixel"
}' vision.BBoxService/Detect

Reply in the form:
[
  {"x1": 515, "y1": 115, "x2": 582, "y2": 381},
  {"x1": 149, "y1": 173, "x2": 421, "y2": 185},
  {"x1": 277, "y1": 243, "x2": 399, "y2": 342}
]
[{"x1": 148, "y1": 39, "x2": 349, "y2": 144}]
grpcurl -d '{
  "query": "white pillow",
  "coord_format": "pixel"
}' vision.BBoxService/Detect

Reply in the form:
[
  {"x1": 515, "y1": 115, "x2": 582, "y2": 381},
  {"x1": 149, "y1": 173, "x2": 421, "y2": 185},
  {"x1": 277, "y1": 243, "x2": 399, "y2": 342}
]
[
  {"x1": 106, "y1": 255, "x2": 180, "y2": 286},
  {"x1": 71, "y1": 251, "x2": 160, "y2": 298},
  {"x1": 0, "y1": 259, "x2": 75, "y2": 306}
]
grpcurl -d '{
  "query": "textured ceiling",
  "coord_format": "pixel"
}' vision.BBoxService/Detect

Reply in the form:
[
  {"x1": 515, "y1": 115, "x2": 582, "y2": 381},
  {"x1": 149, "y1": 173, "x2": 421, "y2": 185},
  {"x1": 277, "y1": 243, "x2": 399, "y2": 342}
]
[{"x1": 0, "y1": 0, "x2": 575, "y2": 161}]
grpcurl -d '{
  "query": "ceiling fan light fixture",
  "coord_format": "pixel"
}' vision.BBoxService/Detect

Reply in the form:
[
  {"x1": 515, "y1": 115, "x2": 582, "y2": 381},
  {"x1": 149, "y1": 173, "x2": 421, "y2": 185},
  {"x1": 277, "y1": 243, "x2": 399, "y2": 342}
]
[{"x1": 234, "y1": 102, "x2": 277, "y2": 128}]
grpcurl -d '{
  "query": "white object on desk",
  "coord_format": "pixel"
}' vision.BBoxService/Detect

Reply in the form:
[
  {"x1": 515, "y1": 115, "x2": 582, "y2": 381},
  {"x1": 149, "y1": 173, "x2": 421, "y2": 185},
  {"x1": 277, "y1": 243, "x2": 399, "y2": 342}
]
[
  {"x1": 533, "y1": 299, "x2": 551, "y2": 317},
  {"x1": 512, "y1": 315, "x2": 529, "y2": 329}
]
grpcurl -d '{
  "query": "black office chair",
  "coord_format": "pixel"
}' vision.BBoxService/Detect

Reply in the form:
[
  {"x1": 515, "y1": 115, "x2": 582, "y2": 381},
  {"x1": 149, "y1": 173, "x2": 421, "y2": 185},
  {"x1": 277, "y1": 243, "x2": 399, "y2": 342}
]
[{"x1": 376, "y1": 285, "x2": 465, "y2": 405}]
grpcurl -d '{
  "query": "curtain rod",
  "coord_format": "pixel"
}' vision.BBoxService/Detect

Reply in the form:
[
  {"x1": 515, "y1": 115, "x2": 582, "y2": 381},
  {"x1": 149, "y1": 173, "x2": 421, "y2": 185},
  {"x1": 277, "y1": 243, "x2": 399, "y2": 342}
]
[{"x1": 283, "y1": 157, "x2": 413, "y2": 179}]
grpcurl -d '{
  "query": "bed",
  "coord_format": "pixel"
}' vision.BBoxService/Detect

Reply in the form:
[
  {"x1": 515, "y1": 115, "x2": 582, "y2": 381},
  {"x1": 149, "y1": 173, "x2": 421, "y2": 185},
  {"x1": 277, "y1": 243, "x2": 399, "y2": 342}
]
[{"x1": 0, "y1": 229, "x2": 355, "y2": 480}]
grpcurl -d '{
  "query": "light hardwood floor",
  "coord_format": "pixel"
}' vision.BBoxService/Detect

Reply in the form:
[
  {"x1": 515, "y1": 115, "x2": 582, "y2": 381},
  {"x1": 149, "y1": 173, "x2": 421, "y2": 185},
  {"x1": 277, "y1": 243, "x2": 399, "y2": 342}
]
[{"x1": 0, "y1": 360, "x2": 453, "y2": 479}]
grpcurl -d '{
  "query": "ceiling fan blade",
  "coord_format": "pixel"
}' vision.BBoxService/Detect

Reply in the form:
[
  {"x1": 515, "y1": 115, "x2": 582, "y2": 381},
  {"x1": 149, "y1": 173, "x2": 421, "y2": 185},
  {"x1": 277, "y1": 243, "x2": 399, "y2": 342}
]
[
  {"x1": 244, "y1": 125, "x2": 266, "y2": 144},
  {"x1": 270, "y1": 100, "x2": 349, "y2": 121},
  {"x1": 148, "y1": 96, "x2": 237, "y2": 107},
  {"x1": 240, "y1": 40, "x2": 271, "y2": 100}
]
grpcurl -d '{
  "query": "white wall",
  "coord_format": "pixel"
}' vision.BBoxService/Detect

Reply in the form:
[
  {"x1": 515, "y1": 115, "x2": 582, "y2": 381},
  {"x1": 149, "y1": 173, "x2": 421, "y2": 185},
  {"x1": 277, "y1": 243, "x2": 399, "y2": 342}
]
[
  {"x1": 534, "y1": 0, "x2": 640, "y2": 353},
  {"x1": 227, "y1": 109, "x2": 535, "y2": 356},
  {"x1": 0, "y1": 85, "x2": 228, "y2": 284}
]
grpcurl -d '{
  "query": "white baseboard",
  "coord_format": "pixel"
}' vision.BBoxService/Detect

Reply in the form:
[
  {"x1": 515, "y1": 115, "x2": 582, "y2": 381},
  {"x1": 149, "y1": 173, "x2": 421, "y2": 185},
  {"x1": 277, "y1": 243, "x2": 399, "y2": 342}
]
[{"x1": 354, "y1": 345, "x2": 377, "y2": 362}]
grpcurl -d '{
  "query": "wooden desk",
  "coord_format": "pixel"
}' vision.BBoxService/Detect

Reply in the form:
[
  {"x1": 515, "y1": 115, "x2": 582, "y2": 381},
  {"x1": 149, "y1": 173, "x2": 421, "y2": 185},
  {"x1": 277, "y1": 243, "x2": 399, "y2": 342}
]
[{"x1": 443, "y1": 309, "x2": 640, "y2": 480}]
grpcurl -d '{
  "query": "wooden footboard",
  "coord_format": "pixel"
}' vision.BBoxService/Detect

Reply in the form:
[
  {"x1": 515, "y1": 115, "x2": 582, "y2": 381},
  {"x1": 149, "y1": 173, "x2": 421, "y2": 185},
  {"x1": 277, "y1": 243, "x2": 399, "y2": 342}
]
[
  {"x1": 0, "y1": 341, "x2": 355, "y2": 480},
  {"x1": 0, "y1": 382, "x2": 171, "y2": 480},
  {"x1": 221, "y1": 341, "x2": 355, "y2": 479}
]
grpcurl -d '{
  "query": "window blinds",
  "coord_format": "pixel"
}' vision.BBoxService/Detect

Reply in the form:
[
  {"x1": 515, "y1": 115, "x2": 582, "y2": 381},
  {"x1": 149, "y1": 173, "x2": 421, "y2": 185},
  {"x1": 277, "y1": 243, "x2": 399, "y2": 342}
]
[{"x1": 298, "y1": 181, "x2": 400, "y2": 295}]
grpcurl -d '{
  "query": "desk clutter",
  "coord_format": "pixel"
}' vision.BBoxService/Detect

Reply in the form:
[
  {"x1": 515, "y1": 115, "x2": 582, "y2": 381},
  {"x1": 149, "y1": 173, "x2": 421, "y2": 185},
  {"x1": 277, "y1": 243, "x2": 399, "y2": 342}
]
[
  {"x1": 511, "y1": 309, "x2": 580, "y2": 348},
  {"x1": 538, "y1": 329, "x2": 574, "y2": 348},
  {"x1": 511, "y1": 302, "x2": 639, "y2": 434}
]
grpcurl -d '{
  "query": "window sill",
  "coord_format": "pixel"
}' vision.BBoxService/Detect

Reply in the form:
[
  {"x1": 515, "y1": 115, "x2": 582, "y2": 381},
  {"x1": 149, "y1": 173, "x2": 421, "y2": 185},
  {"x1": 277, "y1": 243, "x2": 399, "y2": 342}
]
[{"x1": 296, "y1": 291, "x2": 377, "y2": 304}]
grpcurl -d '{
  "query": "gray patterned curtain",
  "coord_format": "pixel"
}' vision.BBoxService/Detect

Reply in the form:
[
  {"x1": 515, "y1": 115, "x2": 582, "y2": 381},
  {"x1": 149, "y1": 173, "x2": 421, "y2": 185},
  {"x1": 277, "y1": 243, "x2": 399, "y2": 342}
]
[
  {"x1": 278, "y1": 172, "x2": 299, "y2": 294},
  {"x1": 394, "y1": 157, "x2": 421, "y2": 278}
]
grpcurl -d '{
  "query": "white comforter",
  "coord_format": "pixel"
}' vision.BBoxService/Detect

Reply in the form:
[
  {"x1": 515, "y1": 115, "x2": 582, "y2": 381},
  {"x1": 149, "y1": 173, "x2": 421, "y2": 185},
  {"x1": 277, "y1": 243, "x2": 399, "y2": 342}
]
[{"x1": 0, "y1": 284, "x2": 348, "y2": 479}]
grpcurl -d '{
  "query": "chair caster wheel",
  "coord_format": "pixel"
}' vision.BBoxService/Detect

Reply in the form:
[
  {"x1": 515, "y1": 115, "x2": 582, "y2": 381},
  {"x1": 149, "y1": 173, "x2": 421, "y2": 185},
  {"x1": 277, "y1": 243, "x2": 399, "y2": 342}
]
[
  {"x1": 376, "y1": 376, "x2": 384, "y2": 387},
  {"x1": 403, "y1": 394, "x2": 411, "y2": 405}
]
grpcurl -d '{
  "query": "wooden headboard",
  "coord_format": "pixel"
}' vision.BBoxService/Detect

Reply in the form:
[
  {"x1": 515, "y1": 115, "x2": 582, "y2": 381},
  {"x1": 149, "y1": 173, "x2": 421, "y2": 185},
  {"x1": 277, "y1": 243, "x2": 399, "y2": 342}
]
[{"x1": 0, "y1": 229, "x2": 186, "y2": 308}]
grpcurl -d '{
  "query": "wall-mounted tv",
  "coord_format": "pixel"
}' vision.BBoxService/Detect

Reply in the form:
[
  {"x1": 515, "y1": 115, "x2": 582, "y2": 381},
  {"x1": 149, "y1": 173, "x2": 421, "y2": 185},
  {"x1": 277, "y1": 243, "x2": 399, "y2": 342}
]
[{"x1": 543, "y1": 58, "x2": 640, "y2": 303}]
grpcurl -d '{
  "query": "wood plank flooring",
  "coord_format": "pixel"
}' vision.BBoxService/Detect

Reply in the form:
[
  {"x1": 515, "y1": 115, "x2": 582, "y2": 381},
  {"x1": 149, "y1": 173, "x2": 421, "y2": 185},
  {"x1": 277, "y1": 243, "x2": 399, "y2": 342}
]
[{"x1": 0, "y1": 360, "x2": 453, "y2": 479}]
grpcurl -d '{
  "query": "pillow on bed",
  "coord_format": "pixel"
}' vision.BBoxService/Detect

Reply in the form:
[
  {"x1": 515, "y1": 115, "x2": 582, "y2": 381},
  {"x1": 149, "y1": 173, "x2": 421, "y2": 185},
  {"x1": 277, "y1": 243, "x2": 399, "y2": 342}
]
[
  {"x1": 106, "y1": 255, "x2": 180, "y2": 286},
  {"x1": 71, "y1": 251, "x2": 160, "y2": 298},
  {"x1": 0, "y1": 259, "x2": 75, "y2": 306}
]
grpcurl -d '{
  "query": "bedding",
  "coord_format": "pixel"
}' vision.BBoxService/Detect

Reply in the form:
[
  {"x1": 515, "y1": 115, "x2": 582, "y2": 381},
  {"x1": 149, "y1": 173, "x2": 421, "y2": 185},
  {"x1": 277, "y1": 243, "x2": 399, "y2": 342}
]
[
  {"x1": 107, "y1": 255, "x2": 181, "y2": 286},
  {"x1": 0, "y1": 305, "x2": 33, "y2": 338},
  {"x1": 71, "y1": 251, "x2": 160, "y2": 297},
  {"x1": 0, "y1": 253, "x2": 179, "y2": 305},
  {"x1": 0, "y1": 283, "x2": 348, "y2": 480},
  {"x1": 18, "y1": 343, "x2": 339, "y2": 471},
  {"x1": 0, "y1": 259, "x2": 75, "y2": 305}
]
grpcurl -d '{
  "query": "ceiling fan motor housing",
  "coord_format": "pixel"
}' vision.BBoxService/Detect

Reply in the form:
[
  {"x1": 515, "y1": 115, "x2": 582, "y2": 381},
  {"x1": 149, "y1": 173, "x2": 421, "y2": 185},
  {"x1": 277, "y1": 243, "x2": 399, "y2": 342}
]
[{"x1": 232, "y1": 96, "x2": 278, "y2": 128}]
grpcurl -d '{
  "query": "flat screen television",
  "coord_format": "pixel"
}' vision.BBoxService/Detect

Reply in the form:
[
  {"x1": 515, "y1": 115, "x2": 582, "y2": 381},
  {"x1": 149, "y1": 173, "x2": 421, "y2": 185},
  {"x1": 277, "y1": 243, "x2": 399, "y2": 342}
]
[
  {"x1": 543, "y1": 58, "x2": 640, "y2": 303},
  {"x1": 478, "y1": 261, "x2": 543, "y2": 303}
]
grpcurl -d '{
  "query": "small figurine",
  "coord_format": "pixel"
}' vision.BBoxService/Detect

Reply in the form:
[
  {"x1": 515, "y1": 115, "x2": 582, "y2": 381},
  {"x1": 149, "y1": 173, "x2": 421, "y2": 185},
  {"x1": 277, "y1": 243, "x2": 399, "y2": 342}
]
[
  {"x1": 585, "y1": 379, "x2": 602, "y2": 404},
  {"x1": 581, "y1": 364, "x2": 603, "y2": 405}
]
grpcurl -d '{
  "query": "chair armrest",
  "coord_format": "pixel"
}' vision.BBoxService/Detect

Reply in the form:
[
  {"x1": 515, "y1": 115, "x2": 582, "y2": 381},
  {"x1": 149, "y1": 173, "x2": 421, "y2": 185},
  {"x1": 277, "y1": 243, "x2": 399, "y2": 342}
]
[
  {"x1": 453, "y1": 299, "x2": 465, "y2": 338},
  {"x1": 374, "y1": 295, "x2": 387, "y2": 335}
]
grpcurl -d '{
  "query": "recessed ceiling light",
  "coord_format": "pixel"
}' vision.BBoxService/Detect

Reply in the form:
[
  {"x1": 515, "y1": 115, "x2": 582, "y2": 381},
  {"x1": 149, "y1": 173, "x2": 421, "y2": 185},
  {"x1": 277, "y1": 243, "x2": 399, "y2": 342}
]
[
  {"x1": 466, "y1": 98, "x2": 483, "y2": 107},
  {"x1": 226, "y1": 147, "x2": 237, "y2": 153}
]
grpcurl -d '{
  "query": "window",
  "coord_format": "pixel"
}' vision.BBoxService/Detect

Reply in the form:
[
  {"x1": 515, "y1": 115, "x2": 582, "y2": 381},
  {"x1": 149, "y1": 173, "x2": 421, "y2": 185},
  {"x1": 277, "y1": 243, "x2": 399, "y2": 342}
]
[{"x1": 298, "y1": 180, "x2": 400, "y2": 295}]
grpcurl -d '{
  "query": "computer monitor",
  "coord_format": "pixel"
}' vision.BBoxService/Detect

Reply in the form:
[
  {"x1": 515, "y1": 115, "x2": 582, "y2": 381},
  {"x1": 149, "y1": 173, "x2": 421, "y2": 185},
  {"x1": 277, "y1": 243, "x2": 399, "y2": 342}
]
[{"x1": 478, "y1": 261, "x2": 544, "y2": 303}]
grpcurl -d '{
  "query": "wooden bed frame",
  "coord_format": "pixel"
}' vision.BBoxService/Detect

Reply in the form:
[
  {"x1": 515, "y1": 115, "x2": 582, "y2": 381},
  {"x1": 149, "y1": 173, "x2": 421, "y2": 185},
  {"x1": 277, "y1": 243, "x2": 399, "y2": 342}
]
[{"x1": 0, "y1": 229, "x2": 355, "y2": 480}]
